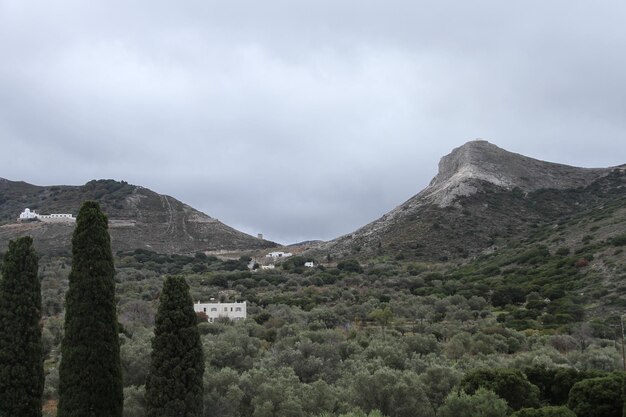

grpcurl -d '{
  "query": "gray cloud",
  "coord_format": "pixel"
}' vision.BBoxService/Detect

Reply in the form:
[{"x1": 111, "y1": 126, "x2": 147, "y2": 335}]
[{"x1": 1, "y1": 0, "x2": 625, "y2": 243}]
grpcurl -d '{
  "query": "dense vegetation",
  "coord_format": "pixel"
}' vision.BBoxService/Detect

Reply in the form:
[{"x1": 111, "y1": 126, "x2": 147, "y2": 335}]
[
  {"x1": 0, "y1": 237, "x2": 43, "y2": 417},
  {"x1": 18, "y1": 237, "x2": 623, "y2": 417},
  {"x1": 1, "y1": 172, "x2": 624, "y2": 416}
]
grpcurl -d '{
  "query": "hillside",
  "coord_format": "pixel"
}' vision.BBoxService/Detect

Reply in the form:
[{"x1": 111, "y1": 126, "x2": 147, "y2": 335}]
[
  {"x1": 4, "y1": 143, "x2": 625, "y2": 417},
  {"x1": 313, "y1": 141, "x2": 625, "y2": 262},
  {"x1": 0, "y1": 178, "x2": 276, "y2": 255}
]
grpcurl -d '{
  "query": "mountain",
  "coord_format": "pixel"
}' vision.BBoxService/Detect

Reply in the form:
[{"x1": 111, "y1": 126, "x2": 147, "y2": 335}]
[
  {"x1": 314, "y1": 140, "x2": 626, "y2": 261},
  {"x1": 0, "y1": 178, "x2": 276, "y2": 255}
]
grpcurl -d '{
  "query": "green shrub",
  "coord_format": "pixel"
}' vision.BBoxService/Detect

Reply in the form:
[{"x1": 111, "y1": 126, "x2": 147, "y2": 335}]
[
  {"x1": 460, "y1": 368, "x2": 540, "y2": 410},
  {"x1": 609, "y1": 233, "x2": 626, "y2": 246},
  {"x1": 510, "y1": 406, "x2": 575, "y2": 417},
  {"x1": 337, "y1": 259, "x2": 363, "y2": 273},
  {"x1": 567, "y1": 374, "x2": 623, "y2": 417}
]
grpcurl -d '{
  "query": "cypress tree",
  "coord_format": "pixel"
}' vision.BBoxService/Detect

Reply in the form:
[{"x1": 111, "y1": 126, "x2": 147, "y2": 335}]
[
  {"x1": 0, "y1": 237, "x2": 43, "y2": 417},
  {"x1": 57, "y1": 201, "x2": 123, "y2": 417},
  {"x1": 146, "y1": 276, "x2": 204, "y2": 417}
]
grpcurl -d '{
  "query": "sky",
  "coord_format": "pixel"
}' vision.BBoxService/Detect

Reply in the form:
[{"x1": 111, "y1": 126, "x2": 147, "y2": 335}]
[{"x1": 1, "y1": 1, "x2": 625, "y2": 244}]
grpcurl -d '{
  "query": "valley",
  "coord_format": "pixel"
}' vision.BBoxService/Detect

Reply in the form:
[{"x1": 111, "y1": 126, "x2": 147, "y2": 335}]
[{"x1": 2, "y1": 141, "x2": 625, "y2": 417}]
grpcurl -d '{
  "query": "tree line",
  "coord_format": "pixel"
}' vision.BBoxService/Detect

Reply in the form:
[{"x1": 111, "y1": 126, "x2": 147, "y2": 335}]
[{"x1": 0, "y1": 201, "x2": 203, "y2": 417}]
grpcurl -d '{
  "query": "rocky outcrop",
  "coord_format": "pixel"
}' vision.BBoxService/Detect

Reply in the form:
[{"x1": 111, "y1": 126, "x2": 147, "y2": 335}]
[
  {"x1": 420, "y1": 140, "x2": 609, "y2": 206},
  {"x1": 312, "y1": 140, "x2": 623, "y2": 261}
]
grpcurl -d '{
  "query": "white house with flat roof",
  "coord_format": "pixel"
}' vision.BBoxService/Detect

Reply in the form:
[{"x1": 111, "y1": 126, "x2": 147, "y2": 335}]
[
  {"x1": 266, "y1": 251, "x2": 292, "y2": 258},
  {"x1": 194, "y1": 301, "x2": 247, "y2": 322}
]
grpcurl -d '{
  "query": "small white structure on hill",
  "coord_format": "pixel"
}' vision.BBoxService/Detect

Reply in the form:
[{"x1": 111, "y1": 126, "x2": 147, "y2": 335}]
[
  {"x1": 19, "y1": 208, "x2": 39, "y2": 220},
  {"x1": 18, "y1": 208, "x2": 75, "y2": 223},
  {"x1": 304, "y1": 262, "x2": 315, "y2": 268},
  {"x1": 266, "y1": 251, "x2": 292, "y2": 258},
  {"x1": 194, "y1": 301, "x2": 247, "y2": 322},
  {"x1": 261, "y1": 264, "x2": 275, "y2": 270}
]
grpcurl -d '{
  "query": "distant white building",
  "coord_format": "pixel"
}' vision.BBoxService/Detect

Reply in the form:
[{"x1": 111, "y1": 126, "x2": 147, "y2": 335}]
[
  {"x1": 194, "y1": 301, "x2": 247, "y2": 322},
  {"x1": 266, "y1": 251, "x2": 293, "y2": 258},
  {"x1": 19, "y1": 208, "x2": 38, "y2": 220},
  {"x1": 304, "y1": 262, "x2": 315, "y2": 268},
  {"x1": 261, "y1": 264, "x2": 275, "y2": 270},
  {"x1": 18, "y1": 208, "x2": 75, "y2": 223}
]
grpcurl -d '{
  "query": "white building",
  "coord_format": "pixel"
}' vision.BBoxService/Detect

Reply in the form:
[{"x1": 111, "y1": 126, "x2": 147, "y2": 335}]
[
  {"x1": 19, "y1": 208, "x2": 38, "y2": 220},
  {"x1": 194, "y1": 301, "x2": 247, "y2": 322},
  {"x1": 304, "y1": 262, "x2": 315, "y2": 268},
  {"x1": 18, "y1": 208, "x2": 75, "y2": 223},
  {"x1": 266, "y1": 251, "x2": 293, "y2": 258},
  {"x1": 261, "y1": 264, "x2": 275, "y2": 270}
]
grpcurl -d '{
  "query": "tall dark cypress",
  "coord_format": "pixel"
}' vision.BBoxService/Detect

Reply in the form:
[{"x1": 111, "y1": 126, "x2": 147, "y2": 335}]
[
  {"x1": 146, "y1": 276, "x2": 204, "y2": 417},
  {"x1": 0, "y1": 237, "x2": 43, "y2": 417},
  {"x1": 57, "y1": 201, "x2": 123, "y2": 417}
]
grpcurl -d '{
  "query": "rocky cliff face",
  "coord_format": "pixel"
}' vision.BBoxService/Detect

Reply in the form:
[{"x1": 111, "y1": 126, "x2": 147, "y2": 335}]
[
  {"x1": 420, "y1": 140, "x2": 609, "y2": 206},
  {"x1": 312, "y1": 140, "x2": 623, "y2": 261},
  {"x1": 0, "y1": 179, "x2": 276, "y2": 255}
]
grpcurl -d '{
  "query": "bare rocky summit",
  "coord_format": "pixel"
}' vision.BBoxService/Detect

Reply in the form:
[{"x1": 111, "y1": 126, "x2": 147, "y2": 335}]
[
  {"x1": 422, "y1": 140, "x2": 608, "y2": 206},
  {"x1": 313, "y1": 140, "x2": 624, "y2": 261}
]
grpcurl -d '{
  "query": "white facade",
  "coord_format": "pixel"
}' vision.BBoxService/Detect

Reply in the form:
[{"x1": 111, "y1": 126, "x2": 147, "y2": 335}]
[
  {"x1": 261, "y1": 264, "x2": 275, "y2": 270},
  {"x1": 18, "y1": 208, "x2": 75, "y2": 222},
  {"x1": 19, "y1": 208, "x2": 38, "y2": 220},
  {"x1": 266, "y1": 251, "x2": 293, "y2": 258},
  {"x1": 304, "y1": 262, "x2": 315, "y2": 268},
  {"x1": 194, "y1": 301, "x2": 247, "y2": 322}
]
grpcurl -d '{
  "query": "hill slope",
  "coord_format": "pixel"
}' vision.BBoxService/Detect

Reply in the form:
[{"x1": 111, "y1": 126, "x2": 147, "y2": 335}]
[
  {"x1": 0, "y1": 179, "x2": 276, "y2": 254},
  {"x1": 314, "y1": 140, "x2": 625, "y2": 261}
]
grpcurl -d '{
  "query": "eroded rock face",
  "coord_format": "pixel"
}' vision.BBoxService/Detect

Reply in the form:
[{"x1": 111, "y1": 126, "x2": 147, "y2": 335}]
[
  {"x1": 312, "y1": 139, "x2": 622, "y2": 261},
  {"x1": 420, "y1": 140, "x2": 609, "y2": 206}
]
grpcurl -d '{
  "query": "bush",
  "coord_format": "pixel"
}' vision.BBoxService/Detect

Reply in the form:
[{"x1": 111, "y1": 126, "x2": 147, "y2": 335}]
[
  {"x1": 510, "y1": 406, "x2": 576, "y2": 417},
  {"x1": 567, "y1": 374, "x2": 623, "y2": 417},
  {"x1": 609, "y1": 233, "x2": 626, "y2": 246},
  {"x1": 460, "y1": 368, "x2": 540, "y2": 410},
  {"x1": 491, "y1": 286, "x2": 526, "y2": 307},
  {"x1": 437, "y1": 388, "x2": 508, "y2": 417},
  {"x1": 337, "y1": 259, "x2": 363, "y2": 273}
]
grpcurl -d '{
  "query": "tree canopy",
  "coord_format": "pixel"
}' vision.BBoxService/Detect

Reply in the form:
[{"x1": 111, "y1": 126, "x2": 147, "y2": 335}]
[
  {"x1": 57, "y1": 201, "x2": 123, "y2": 417},
  {"x1": 0, "y1": 237, "x2": 43, "y2": 417}
]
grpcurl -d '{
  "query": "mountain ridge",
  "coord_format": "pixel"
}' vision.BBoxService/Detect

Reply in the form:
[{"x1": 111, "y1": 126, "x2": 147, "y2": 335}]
[
  {"x1": 420, "y1": 140, "x2": 610, "y2": 206},
  {"x1": 0, "y1": 178, "x2": 276, "y2": 255},
  {"x1": 311, "y1": 140, "x2": 625, "y2": 261}
]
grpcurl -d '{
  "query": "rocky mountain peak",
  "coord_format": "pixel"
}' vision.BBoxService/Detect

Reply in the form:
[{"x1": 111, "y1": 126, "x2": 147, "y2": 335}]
[{"x1": 420, "y1": 140, "x2": 609, "y2": 206}]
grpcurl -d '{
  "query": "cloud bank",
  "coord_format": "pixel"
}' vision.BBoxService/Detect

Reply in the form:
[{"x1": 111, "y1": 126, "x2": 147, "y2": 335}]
[{"x1": 1, "y1": 0, "x2": 625, "y2": 243}]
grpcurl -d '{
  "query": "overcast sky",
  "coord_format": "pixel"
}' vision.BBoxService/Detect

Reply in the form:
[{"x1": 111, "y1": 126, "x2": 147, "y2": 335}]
[{"x1": 1, "y1": 1, "x2": 625, "y2": 244}]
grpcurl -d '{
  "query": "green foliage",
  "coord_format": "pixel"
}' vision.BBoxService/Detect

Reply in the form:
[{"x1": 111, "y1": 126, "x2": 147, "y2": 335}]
[
  {"x1": 146, "y1": 276, "x2": 204, "y2": 417},
  {"x1": 609, "y1": 233, "x2": 626, "y2": 246},
  {"x1": 437, "y1": 388, "x2": 508, "y2": 417},
  {"x1": 460, "y1": 368, "x2": 540, "y2": 410},
  {"x1": 510, "y1": 406, "x2": 576, "y2": 417},
  {"x1": 123, "y1": 385, "x2": 146, "y2": 417},
  {"x1": 523, "y1": 366, "x2": 605, "y2": 405},
  {"x1": 349, "y1": 367, "x2": 434, "y2": 417},
  {"x1": 419, "y1": 366, "x2": 461, "y2": 410},
  {"x1": 282, "y1": 256, "x2": 314, "y2": 273},
  {"x1": 58, "y1": 201, "x2": 123, "y2": 417},
  {"x1": 0, "y1": 237, "x2": 43, "y2": 417},
  {"x1": 317, "y1": 411, "x2": 385, "y2": 417},
  {"x1": 368, "y1": 306, "x2": 394, "y2": 339},
  {"x1": 491, "y1": 286, "x2": 526, "y2": 307},
  {"x1": 337, "y1": 259, "x2": 363, "y2": 273},
  {"x1": 567, "y1": 373, "x2": 623, "y2": 417}
]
